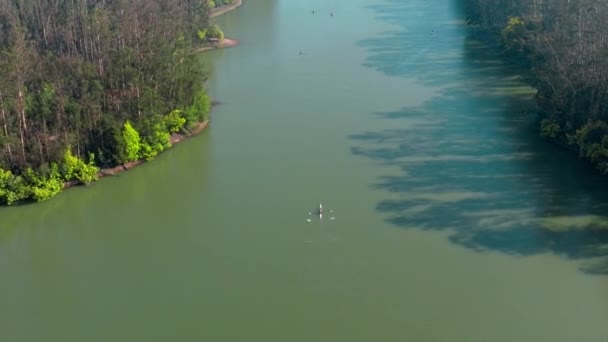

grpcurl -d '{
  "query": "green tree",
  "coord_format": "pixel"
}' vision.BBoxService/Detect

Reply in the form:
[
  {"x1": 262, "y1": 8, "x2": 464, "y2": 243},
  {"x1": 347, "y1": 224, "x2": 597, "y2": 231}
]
[
  {"x1": 197, "y1": 29, "x2": 208, "y2": 40},
  {"x1": 0, "y1": 0, "x2": 216, "y2": 205},
  {"x1": 501, "y1": 17, "x2": 527, "y2": 56},
  {"x1": 23, "y1": 164, "x2": 63, "y2": 202},
  {"x1": 62, "y1": 147, "x2": 80, "y2": 181},
  {"x1": 540, "y1": 119, "x2": 560, "y2": 139},
  {"x1": 207, "y1": 24, "x2": 224, "y2": 41},
  {"x1": 0, "y1": 168, "x2": 30, "y2": 205},
  {"x1": 78, "y1": 154, "x2": 100, "y2": 184},
  {"x1": 137, "y1": 115, "x2": 172, "y2": 161},
  {"x1": 182, "y1": 90, "x2": 211, "y2": 129},
  {"x1": 121, "y1": 121, "x2": 142, "y2": 163},
  {"x1": 62, "y1": 148, "x2": 100, "y2": 184},
  {"x1": 165, "y1": 110, "x2": 186, "y2": 133}
]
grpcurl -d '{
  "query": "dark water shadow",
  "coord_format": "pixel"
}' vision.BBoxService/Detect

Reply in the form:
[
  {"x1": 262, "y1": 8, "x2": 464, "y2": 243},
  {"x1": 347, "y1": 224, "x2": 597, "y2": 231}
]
[{"x1": 352, "y1": 0, "x2": 608, "y2": 275}]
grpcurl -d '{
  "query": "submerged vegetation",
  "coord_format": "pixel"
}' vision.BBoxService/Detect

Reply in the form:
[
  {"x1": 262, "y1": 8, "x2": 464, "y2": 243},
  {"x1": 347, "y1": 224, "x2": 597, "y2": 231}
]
[
  {"x1": 0, "y1": 0, "x2": 222, "y2": 205},
  {"x1": 464, "y1": 0, "x2": 608, "y2": 174}
]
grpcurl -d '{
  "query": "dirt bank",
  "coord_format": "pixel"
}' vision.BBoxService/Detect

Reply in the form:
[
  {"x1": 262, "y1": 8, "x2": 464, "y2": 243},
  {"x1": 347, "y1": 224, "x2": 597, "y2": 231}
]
[
  {"x1": 194, "y1": 38, "x2": 240, "y2": 53},
  {"x1": 63, "y1": 120, "x2": 209, "y2": 188}
]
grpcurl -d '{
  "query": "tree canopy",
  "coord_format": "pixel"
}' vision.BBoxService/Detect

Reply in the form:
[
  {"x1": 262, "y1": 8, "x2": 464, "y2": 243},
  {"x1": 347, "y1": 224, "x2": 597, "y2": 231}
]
[
  {"x1": 465, "y1": 0, "x2": 608, "y2": 174},
  {"x1": 0, "y1": 0, "x2": 217, "y2": 204}
]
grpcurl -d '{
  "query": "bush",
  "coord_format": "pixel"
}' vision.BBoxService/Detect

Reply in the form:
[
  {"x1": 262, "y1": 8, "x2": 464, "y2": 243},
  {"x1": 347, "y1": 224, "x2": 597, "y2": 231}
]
[
  {"x1": 139, "y1": 118, "x2": 172, "y2": 161},
  {"x1": 165, "y1": 110, "x2": 186, "y2": 133},
  {"x1": 207, "y1": 24, "x2": 224, "y2": 41},
  {"x1": 209, "y1": 0, "x2": 235, "y2": 9},
  {"x1": 62, "y1": 148, "x2": 79, "y2": 181},
  {"x1": 78, "y1": 154, "x2": 100, "y2": 184},
  {"x1": 193, "y1": 89, "x2": 211, "y2": 122},
  {"x1": 23, "y1": 164, "x2": 63, "y2": 202},
  {"x1": 139, "y1": 143, "x2": 157, "y2": 161},
  {"x1": 570, "y1": 120, "x2": 608, "y2": 174},
  {"x1": 0, "y1": 169, "x2": 30, "y2": 205},
  {"x1": 501, "y1": 17, "x2": 527, "y2": 55},
  {"x1": 120, "y1": 121, "x2": 141, "y2": 163},
  {"x1": 197, "y1": 29, "x2": 208, "y2": 41},
  {"x1": 182, "y1": 89, "x2": 211, "y2": 129},
  {"x1": 540, "y1": 118, "x2": 560, "y2": 139},
  {"x1": 62, "y1": 148, "x2": 100, "y2": 184}
]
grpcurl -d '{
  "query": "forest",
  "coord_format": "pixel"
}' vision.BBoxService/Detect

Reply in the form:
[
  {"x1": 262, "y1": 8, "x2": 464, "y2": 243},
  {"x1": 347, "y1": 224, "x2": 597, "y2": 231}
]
[
  {"x1": 464, "y1": 0, "x2": 608, "y2": 174},
  {"x1": 0, "y1": 0, "x2": 224, "y2": 205}
]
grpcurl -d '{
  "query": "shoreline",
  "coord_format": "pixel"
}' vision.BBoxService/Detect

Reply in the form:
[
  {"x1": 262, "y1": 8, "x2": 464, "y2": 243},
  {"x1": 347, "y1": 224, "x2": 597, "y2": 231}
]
[
  {"x1": 59, "y1": 4, "x2": 244, "y2": 192},
  {"x1": 210, "y1": 0, "x2": 243, "y2": 18},
  {"x1": 101, "y1": 120, "x2": 209, "y2": 177},
  {"x1": 63, "y1": 120, "x2": 209, "y2": 189},
  {"x1": 194, "y1": 37, "x2": 240, "y2": 53}
]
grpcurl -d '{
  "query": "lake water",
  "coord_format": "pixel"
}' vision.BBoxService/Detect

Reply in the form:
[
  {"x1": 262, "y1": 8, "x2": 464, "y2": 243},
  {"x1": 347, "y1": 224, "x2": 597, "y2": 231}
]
[{"x1": 1, "y1": 0, "x2": 607, "y2": 341}]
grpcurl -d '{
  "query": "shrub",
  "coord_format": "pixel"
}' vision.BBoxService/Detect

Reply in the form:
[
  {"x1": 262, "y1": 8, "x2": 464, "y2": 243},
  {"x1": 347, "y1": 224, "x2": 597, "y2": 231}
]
[
  {"x1": 120, "y1": 121, "x2": 141, "y2": 163},
  {"x1": 182, "y1": 90, "x2": 211, "y2": 129},
  {"x1": 165, "y1": 110, "x2": 186, "y2": 133},
  {"x1": 0, "y1": 169, "x2": 30, "y2": 205},
  {"x1": 197, "y1": 29, "x2": 208, "y2": 40},
  {"x1": 207, "y1": 24, "x2": 224, "y2": 41},
  {"x1": 570, "y1": 120, "x2": 608, "y2": 174},
  {"x1": 540, "y1": 118, "x2": 560, "y2": 139},
  {"x1": 501, "y1": 17, "x2": 527, "y2": 55},
  {"x1": 139, "y1": 119, "x2": 172, "y2": 161},
  {"x1": 23, "y1": 164, "x2": 63, "y2": 202},
  {"x1": 62, "y1": 148, "x2": 100, "y2": 184}
]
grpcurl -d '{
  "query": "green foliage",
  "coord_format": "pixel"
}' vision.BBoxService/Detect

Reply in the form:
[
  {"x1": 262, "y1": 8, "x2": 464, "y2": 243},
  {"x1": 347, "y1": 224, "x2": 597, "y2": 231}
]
[
  {"x1": 0, "y1": 0, "x2": 216, "y2": 205},
  {"x1": 197, "y1": 29, "x2": 208, "y2": 40},
  {"x1": 62, "y1": 148, "x2": 79, "y2": 181},
  {"x1": 79, "y1": 154, "x2": 100, "y2": 184},
  {"x1": 0, "y1": 169, "x2": 30, "y2": 205},
  {"x1": 182, "y1": 90, "x2": 211, "y2": 129},
  {"x1": 139, "y1": 117, "x2": 172, "y2": 161},
  {"x1": 120, "y1": 121, "x2": 142, "y2": 163},
  {"x1": 164, "y1": 110, "x2": 186, "y2": 133},
  {"x1": 62, "y1": 148, "x2": 100, "y2": 184},
  {"x1": 501, "y1": 17, "x2": 527, "y2": 55},
  {"x1": 139, "y1": 143, "x2": 157, "y2": 161},
  {"x1": 23, "y1": 164, "x2": 63, "y2": 202},
  {"x1": 182, "y1": 107, "x2": 198, "y2": 129},
  {"x1": 151, "y1": 124, "x2": 171, "y2": 151},
  {"x1": 208, "y1": 0, "x2": 235, "y2": 10},
  {"x1": 540, "y1": 119, "x2": 560, "y2": 139},
  {"x1": 215, "y1": 0, "x2": 234, "y2": 5},
  {"x1": 468, "y1": 0, "x2": 608, "y2": 174},
  {"x1": 570, "y1": 121, "x2": 608, "y2": 174},
  {"x1": 196, "y1": 90, "x2": 212, "y2": 122},
  {"x1": 207, "y1": 24, "x2": 224, "y2": 41}
]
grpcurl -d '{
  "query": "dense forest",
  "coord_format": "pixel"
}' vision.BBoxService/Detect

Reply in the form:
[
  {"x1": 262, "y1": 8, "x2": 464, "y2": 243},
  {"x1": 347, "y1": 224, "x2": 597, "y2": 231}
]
[
  {"x1": 0, "y1": 0, "x2": 227, "y2": 205},
  {"x1": 464, "y1": 0, "x2": 608, "y2": 174}
]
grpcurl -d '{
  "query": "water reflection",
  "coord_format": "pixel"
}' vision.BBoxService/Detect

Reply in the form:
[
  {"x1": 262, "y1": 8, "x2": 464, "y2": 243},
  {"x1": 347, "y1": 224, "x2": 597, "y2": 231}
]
[{"x1": 352, "y1": 0, "x2": 608, "y2": 275}]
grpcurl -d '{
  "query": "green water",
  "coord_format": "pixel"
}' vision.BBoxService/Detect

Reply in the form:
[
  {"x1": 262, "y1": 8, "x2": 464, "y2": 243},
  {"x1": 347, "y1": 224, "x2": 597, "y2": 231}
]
[{"x1": 2, "y1": 0, "x2": 608, "y2": 341}]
